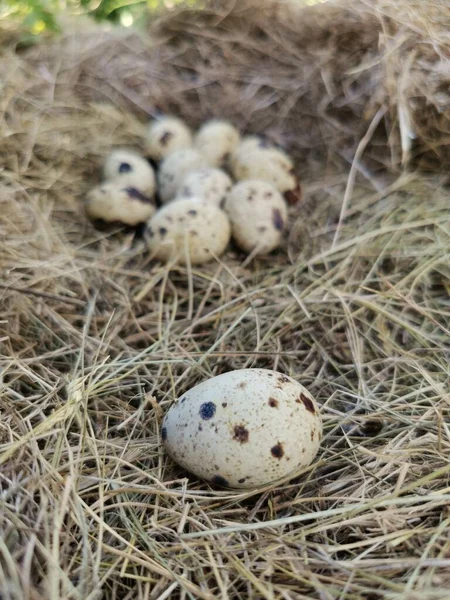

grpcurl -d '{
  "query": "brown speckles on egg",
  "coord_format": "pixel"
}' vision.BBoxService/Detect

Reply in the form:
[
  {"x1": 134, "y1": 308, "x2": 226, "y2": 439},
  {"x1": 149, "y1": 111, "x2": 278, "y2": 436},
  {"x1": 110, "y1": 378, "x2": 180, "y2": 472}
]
[
  {"x1": 238, "y1": 477, "x2": 247, "y2": 484},
  {"x1": 300, "y1": 393, "x2": 316, "y2": 414},
  {"x1": 284, "y1": 182, "x2": 302, "y2": 205},
  {"x1": 238, "y1": 381, "x2": 247, "y2": 390},
  {"x1": 271, "y1": 443, "x2": 284, "y2": 459},
  {"x1": 211, "y1": 475, "x2": 229, "y2": 487},
  {"x1": 159, "y1": 130, "x2": 173, "y2": 146},
  {"x1": 272, "y1": 208, "x2": 284, "y2": 231},
  {"x1": 233, "y1": 425, "x2": 249, "y2": 444},
  {"x1": 268, "y1": 397, "x2": 278, "y2": 408},
  {"x1": 159, "y1": 227, "x2": 168, "y2": 236},
  {"x1": 199, "y1": 402, "x2": 216, "y2": 420},
  {"x1": 222, "y1": 402, "x2": 228, "y2": 408}
]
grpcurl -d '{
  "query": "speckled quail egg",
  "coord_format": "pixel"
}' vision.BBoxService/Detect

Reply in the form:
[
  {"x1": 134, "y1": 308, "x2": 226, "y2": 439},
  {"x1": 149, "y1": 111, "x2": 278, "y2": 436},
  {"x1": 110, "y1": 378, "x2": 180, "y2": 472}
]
[
  {"x1": 158, "y1": 149, "x2": 208, "y2": 204},
  {"x1": 162, "y1": 368, "x2": 322, "y2": 489},
  {"x1": 103, "y1": 149, "x2": 156, "y2": 196},
  {"x1": 231, "y1": 148, "x2": 301, "y2": 204},
  {"x1": 176, "y1": 168, "x2": 233, "y2": 208},
  {"x1": 85, "y1": 181, "x2": 156, "y2": 225},
  {"x1": 229, "y1": 135, "x2": 272, "y2": 172},
  {"x1": 194, "y1": 119, "x2": 240, "y2": 167},
  {"x1": 146, "y1": 116, "x2": 193, "y2": 160},
  {"x1": 146, "y1": 197, "x2": 230, "y2": 265},
  {"x1": 225, "y1": 180, "x2": 288, "y2": 254}
]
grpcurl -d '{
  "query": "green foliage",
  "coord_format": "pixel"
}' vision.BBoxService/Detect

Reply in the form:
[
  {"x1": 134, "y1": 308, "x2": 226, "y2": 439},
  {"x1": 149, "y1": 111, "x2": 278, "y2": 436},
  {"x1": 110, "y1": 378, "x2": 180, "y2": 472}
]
[{"x1": 2, "y1": 0, "x2": 196, "y2": 40}]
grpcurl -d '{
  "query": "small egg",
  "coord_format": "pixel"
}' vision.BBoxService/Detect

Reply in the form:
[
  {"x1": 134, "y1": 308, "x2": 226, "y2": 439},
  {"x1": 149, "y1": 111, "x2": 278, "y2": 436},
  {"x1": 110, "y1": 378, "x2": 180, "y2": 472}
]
[
  {"x1": 176, "y1": 168, "x2": 233, "y2": 207},
  {"x1": 85, "y1": 181, "x2": 156, "y2": 226},
  {"x1": 231, "y1": 147, "x2": 301, "y2": 203},
  {"x1": 158, "y1": 149, "x2": 208, "y2": 204},
  {"x1": 146, "y1": 116, "x2": 193, "y2": 160},
  {"x1": 146, "y1": 197, "x2": 230, "y2": 265},
  {"x1": 194, "y1": 119, "x2": 240, "y2": 167},
  {"x1": 225, "y1": 180, "x2": 288, "y2": 254},
  {"x1": 103, "y1": 149, "x2": 156, "y2": 196},
  {"x1": 229, "y1": 135, "x2": 272, "y2": 172},
  {"x1": 162, "y1": 368, "x2": 322, "y2": 489}
]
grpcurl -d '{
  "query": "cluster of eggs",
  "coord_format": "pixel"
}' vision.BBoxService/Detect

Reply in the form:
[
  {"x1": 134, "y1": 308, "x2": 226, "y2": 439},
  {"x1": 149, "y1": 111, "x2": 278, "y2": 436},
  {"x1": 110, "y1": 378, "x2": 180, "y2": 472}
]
[{"x1": 85, "y1": 116, "x2": 301, "y2": 265}]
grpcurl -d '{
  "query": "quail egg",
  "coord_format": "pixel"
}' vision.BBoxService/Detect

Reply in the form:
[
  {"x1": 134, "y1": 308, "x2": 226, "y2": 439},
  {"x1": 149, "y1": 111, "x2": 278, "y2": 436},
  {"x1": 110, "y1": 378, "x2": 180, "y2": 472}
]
[
  {"x1": 176, "y1": 168, "x2": 233, "y2": 207},
  {"x1": 231, "y1": 147, "x2": 301, "y2": 203},
  {"x1": 146, "y1": 116, "x2": 193, "y2": 160},
  {"x1": 162, "y1": 368, "x2": 322, "y2": 489},
  {"x1": 85, "y1": 181, "x2": 156, "y2": 225},
  {"x1": 225, "y1": 180, "x2": 288, "y2": 254},
  {"x1": 158, "y1": 149, "x2": 208, "y2": 204},
  {"x1": 103, "y1": 149, "x2": 156, "y2": 197},
  {"x1": 194, "y1": 119, "x2": 240, "y2": 167},
  {"x1": 146, "y1": 197, "x2": 230, "y2": 265}
]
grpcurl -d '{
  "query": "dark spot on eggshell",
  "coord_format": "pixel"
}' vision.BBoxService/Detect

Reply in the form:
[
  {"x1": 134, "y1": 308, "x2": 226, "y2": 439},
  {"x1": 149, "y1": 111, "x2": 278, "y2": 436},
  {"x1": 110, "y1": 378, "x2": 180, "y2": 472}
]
[
  {"x1": 147, "y1": 227, "x2": 154, "y2": 238},
  {"x1": 233, "y1": 425, "x2": 249, "y2": 443},
  {"x1": 180, "y1": 396, "x2": 187, "y2": 403},
  {"x1": 310, "y1": 430, "x2": 315, "y2": 441},
  {"x1": 198, "y1": 424, "x2": 203, "y2": 432},
  {"x1": 272, "y1": 208, "x2": 284, "y2": 231},
  {"x1": 161, "y1": 427, "x2": 167, "y2": 441},
  {"x1": 222, "y1": 402, "x2": 228, "y2": 408},
  {"x1": 220, "y1": 197, "x2": 226, "y2": 209},
  {"x1": 284, "y1": 182, "x2": 302, "y2": 206},
  {"x1": 278, "y1": 375, "x2": 290, "y2": 384},
  {"x1": 188, "y1": 209, "x2": 198, "y2": 216},
  {"x1": 212, "y1": 475, "x2": 229, "y2": 487},
  {"x1": 124, "y1": 187, "x2": 154, "y2": 205},
  {"x1": 160, "y1": 131, "x2": 173, "y2": 146},
  {"x1": 238, "y1": 477, "x2": 247, "y2": 484},
  {"x1": 264, "y1": 191, "x2": 273, "y2": 199},
  {"x1": 300, "y1": 393, "x2": 316, "y2": 414},
  {"x1": 159, "y1": 227, "x2": 168, "y2": 236},
  {"x1": 268, "y1": 397, "x2": 278, "y2": 408},
  {"x1": 258, "y1": 226, "x2": 267, "y2": 233},
  {"x1": 271, "y1": 443, "x2": 284, "y2": 459},
  {"x1": 238, "y1": 381, "x2": 247, "y2": 389},
  {"x1": 118, "y1": 162, "x2": 132, "y2": 173},
  {"x1": 199, "y1": 402, "x2": 216, "y2": 420}
]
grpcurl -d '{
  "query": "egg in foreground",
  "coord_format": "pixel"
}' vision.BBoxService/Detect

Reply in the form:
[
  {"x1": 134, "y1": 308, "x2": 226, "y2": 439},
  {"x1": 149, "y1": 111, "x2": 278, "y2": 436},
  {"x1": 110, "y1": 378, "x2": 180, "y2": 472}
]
[{"x1": 162, "y1": 368, "x2": 322, "y2": 489}]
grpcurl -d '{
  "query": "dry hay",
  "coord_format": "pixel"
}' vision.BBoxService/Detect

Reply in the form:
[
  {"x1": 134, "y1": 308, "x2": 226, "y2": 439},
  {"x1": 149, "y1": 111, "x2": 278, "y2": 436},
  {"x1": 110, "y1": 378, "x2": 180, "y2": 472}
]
[{"x1": 1, "y1": 0, "x2": 450, "y2": 599}]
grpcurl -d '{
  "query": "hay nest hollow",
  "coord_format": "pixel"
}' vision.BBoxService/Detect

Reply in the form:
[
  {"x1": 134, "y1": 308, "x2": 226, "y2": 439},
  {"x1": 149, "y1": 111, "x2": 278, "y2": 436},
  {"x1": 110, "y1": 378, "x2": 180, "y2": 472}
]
[{"x1": 1, "y1": 1, "x2": 450, "y2": 599}]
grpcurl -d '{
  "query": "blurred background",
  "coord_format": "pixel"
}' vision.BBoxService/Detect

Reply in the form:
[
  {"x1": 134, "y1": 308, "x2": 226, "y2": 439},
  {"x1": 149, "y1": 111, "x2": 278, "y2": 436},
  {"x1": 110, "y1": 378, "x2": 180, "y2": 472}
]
[{"x1": 2, "y1": 0, "x2": 327, "y2": 41}]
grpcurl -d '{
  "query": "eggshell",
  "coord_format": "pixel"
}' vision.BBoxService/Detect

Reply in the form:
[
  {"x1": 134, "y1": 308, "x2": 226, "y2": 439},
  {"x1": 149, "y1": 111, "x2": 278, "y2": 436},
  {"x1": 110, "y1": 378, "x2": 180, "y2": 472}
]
[
  {"x1": 103, "y1": 149, "x2": 156, "y2": 196},
  {"x1": 162, "y1": 368, "x2": 322, "y2": 489},
  {"x1": 85, "y1": 181, "x2": 156, "y2": 225},
  {"x1": 229, "y1": 135, "x2": 273, "y2": 172},
  {"x1": 194, "y1": 119, "x2": 240, "y2": 167},
  {"x1": 225, "y1": 180, "x2": 288, "y2": 254},
  {"x1": 176, "y1": 168, "x2": 233, "y2": 207},
  {"x1": 232, "y1": 147, "x2": 300, "y2": 202},
  {"x1": 158, "y1": 149, "x2": 208, "y2": 204},
  {"x1": 147, "y1": 197, "x2": 231, "y2": 265},
  {"x1": 146, "y1": 116, "x2": 192, "y2": 160}
]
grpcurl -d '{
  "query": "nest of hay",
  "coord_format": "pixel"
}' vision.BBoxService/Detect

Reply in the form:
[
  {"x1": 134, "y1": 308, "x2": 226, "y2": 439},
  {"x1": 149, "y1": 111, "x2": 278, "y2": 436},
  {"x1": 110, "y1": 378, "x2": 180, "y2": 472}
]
[{"x1": 1, "y1": 1, "x2": 450, "y2": 598}]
